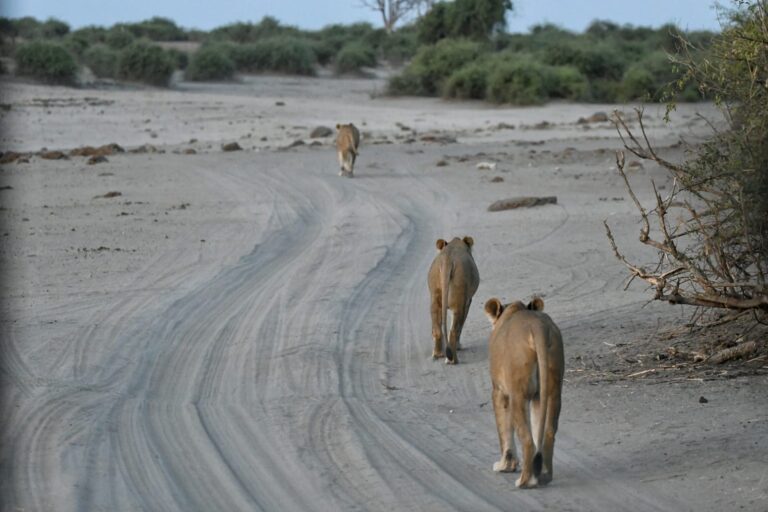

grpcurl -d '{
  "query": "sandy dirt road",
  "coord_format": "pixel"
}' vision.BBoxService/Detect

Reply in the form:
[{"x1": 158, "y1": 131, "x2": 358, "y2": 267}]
[{"x1": 1, "y1": 76, "x2": 766, "y2": 511}]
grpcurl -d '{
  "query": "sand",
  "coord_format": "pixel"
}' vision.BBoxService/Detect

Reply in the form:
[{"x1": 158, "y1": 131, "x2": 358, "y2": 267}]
[{"x1": 1, "y1": 74, "x2": 766, "y2": 511}]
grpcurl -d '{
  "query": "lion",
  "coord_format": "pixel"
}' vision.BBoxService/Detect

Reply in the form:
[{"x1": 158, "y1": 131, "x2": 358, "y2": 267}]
[
  {"x1": 484, "y1": 296, "x2": 564, "y2": 488},
  {"x1": 336, "y1": 123, "x2": 360, "y2": 177},
  {"x1": 427, "y1": 236, "x2": 479, "y2": 364}
]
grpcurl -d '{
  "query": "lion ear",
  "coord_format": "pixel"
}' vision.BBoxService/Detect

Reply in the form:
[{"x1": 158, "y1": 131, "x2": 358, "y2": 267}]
[
  {"x1": 436, "y1": 238, "x2": 447, "y2": 251},
  {"x1": 527, "y1": 297, "x2": 544, "y2": 311},
  {"x1": 484, "y1": 298, "x2": 503, "y2": 323},
  {"x1": 463, "y1": 236, "x2": 474, "y2": 248},
  {"x1": 336, "y1": 123, "x2": 342, "y2": 130}
]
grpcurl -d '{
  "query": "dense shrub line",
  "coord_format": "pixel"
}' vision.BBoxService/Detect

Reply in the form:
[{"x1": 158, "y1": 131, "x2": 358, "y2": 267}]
[
  {"x1": 390, "y1": 19, "x2": 713, "y2": 104},
  {"x1": 0, "y1": 13, "x2": 713, "y2": 101}
]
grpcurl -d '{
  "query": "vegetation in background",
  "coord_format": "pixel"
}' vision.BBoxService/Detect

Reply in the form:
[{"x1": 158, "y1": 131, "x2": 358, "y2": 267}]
[
  {"x1": 15, "y1": 40, "x2": 78, "y2": 84},
  {"x1": 390, "y1": 3, "x2": 716, "y2": 104},
  {"x1": 83, "y1": 43, "x2": 119, "y2": 78},
  {"x1": 116, "y1": 40, "x2": 175, "y2": 86},
  {"x1": 335, "y1": 42, "x2": 378, "y2": 74},
  {"x1": 419, "y1": 0, "x2": 512, "y2": 43},
  {"x1": 0, "y1": 7, "x2": 716, "y2": 100},
  {"x1": 185, "y1": 44, "x2": 235, "y2": 81}
]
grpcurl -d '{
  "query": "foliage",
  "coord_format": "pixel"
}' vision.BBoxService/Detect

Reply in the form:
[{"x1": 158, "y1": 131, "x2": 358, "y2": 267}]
[
  {"x1": 105, "y1": 27, "x2": 135, "y2": 49},
  {"x1": 208, "y1": 17, "x2": 301, "y2": 43},
  {"x1": 209, "y1": 37, "x2": 316, "y2": 75},
  {"x1": 545, "y1": 65, "x2": 589, "y2": 100},
  {"x1": 486, "y1": 57, "x2": 548, "y2": 104},
  {"x1": 185, "y1": 45, "x2": 235, "y2": 81},
  {"x1": 118, "y1": 17, "x2": 187, "y2": 41},
  {"x1": 418, "y1": 0, "x2": 512, "y2": 43},
  {"x1": 619, "y1": 65, "x2": 655, "y2": 100},
  {"x1": 63, "y1": 26, "x2": 107, "y2": 56},
  {"x1": 116, "y1": 41, "x2": 175, "y2": 86},
  {"x1": 335, "y1": 42, "x2": 377, "y2": 74},
  {"x1": 443, "y1": 61, "x2": 489, "y2": 99},
  {"x1": 83, "y1": 43, "x2": 119, "y2": 78},
  {"x1": 450, "y1": 0, "x2": 513, "y2": 40},
  {"x1": 11, "y1": 17, "x2": 44, "y2": 39},
  {"x1": 389, "y1": 38, "x2": 482, "y2": 95},
  {"x1": 15, "y1": 40, "x2": 78, "y2": 84},
  {"x1": 606, "y1": 1, "x2": 768, "y2": 321},
  {"x1": 379, "y1": 25, "x2": 419, "y2": 63},
  {"x1": 166, "y1": 48, "x2": 189, "y2": 70},
  {"x1": 40, "y1": 18, "x2": 70, "y2": 38},
  {"x1": 311, "y1": 23, "x2": 383, "y2": 65}
]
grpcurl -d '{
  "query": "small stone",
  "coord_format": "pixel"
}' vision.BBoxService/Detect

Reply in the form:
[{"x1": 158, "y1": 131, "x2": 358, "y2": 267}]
[
  {"x1": 87, "y1": 155, "x2": 108, "y2": 165},
  {"x1": 221, "y1": 142, "x2": 242, "y2": 152},
  {"x1": 310, "y1": 126, "x2": 333, "y2": 138}
]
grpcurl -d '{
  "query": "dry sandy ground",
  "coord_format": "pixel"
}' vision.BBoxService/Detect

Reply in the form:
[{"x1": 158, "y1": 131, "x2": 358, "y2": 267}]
[{"x1": 1, "y1": 74, "x2": 766, "y2": 511}]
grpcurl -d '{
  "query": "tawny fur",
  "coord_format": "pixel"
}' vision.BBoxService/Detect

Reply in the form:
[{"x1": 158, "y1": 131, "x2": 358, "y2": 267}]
[
  {"x1": 427, "y1": 237, "x2": 479, "y2": 364},
  {"x1": 336, "y1": 123, "x2": 360, "y2": 177},
  {"x1": 485, "y1": 296, "x2": 564, "y2": 488}
]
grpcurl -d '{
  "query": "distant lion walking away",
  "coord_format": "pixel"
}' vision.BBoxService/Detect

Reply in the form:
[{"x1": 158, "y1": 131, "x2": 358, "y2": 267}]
[
  {"x1": 484, "y1": 296, "x2": 564, "y2": 488},
  {"x1": 336, "y1": 122, "x2": 360, "y2": 177},
  {"x1": 427, "y1": 236, "x2": 479, "y2": 364}
]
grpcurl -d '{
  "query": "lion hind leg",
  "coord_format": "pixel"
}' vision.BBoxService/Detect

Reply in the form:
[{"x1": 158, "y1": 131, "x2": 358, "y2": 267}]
[
  {"x1": 337, "y1": 150, "x2": 347, "y2": 176},
  {"x1": 446, "y1": 305, "x2": 466, "y2": 365},
  {"x1": 431, "y1": 293, "x2": 443, "y2": 359},
  {"x1": 492, "y1": 387, "x2": 518, "y2": 472},
  {"x1": 530, "y1": 397, "x2": 544, "y2": 478},
  {"x1": 513, "y1": 398, "x2": 538, "y2": 488},
  {"x1": 539, "y1": 388, "x2": 562, "y2": 485}
]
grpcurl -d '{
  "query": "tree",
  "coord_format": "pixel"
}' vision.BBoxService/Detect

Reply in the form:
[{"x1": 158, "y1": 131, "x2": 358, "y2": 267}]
[
  {"x1": 604, "y1": 1, "x2": 768, "y2": 322},
  {"x1": 361, "y1": 0, "x2": 420, "y2": 33},
  {"x1": 417, "y1": 0, "x2": 513, "y2": 44},
  {"x1": 450, "y1": 0, "x2": 512, "y2": 40}
]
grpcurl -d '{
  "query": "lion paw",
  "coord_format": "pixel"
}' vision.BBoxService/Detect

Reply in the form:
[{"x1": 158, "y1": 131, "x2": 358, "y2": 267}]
[
  {"x1": 432, "y1": 351, "x2": 444, "y2": 359},
  {"x1": 515, "y1": 475, "x2": 538, "y2": 488},
  {"x1": 493, "y1": 459, "x2": 517, "y2": 473}
]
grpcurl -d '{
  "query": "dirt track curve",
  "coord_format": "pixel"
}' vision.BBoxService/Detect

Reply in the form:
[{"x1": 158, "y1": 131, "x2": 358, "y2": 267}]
[
  {"x1": 3, "y1": 138, "x2": 722, "y2": 511},
  {"x1": 0, "y1": 77, "x2": 768, "y2": 512}
]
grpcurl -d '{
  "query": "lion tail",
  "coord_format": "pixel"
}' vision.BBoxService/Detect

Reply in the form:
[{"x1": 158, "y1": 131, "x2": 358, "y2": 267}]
[
  {"x1": 441, "y1": 257, "x2": 453, "y2": 362},
  {"x1": 531, "y1": 323, "x2": 549, "y2": 477}
]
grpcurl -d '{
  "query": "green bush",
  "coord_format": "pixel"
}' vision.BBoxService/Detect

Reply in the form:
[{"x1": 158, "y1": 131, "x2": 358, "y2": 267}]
[
  {"x1": 15, "y1": 41, "x2": 78, "y2": 84},
  {"x1": 13, "y1": 17, "x2": 43, "y2": 39},
  {"x1": 486, "y1": 58, "x2": 548, "y2": 105},
  {"x1": 83, "y1": 44, "x2": 118, "y2": 78},
  {"x1": 167, "y1": 48, "x2": 189, "y2": 70},
  {"x1": 40, "y1": 18, "x2": 70, "y2": 38},
  {"x1": 418, "y1": 0, "x2": 512, "y2": 43},
  {"x1": 588, "y1": 78, "x2": 621, "y2": 102},
  {"x1": 209, "y1": 17, "x2": 300, "y2": 43},
  {"x1": 313, "y1": 23, "x2": 383, "y2": 63},
  {"x1": 380, "y1": 27, "x2": 419, "y2": 64},
  {"x1": 106, "y1": 27, "x2": 135, "y2": 49},
  {"x1": 120, "y1": 17, "x2": 186, "y2": 41},
  {"x1": 620, "y1": 65, "x2": 655, "y2": 100},
  {"x1": 117, "y1": 41, "x2": 174, "y2": 86},
  {"x1": 185, "y1": 45, "x2": 235, "y2": 81},
  {"x1": 335, "y1": 42, "x2": 376, "y2": 74},
  {"x1": 619, "y1": 52, "x2": 678, "y2": 101},
  {"x1": 389, "y1": 38, "x2": 483, "y2": 96},
  {"x1": 387, "y1": 70, "x2": 426, "y2": 95},
  {"x1": 545, "y1": 65, "x2": 589, "y2": 100},
  {"x1": 443, "y1": 62, "x2": 489, "y2": 99},
  {"x1": 64, "y1": 26, "x2": 107, "y2": 56},
  {"x1": 223, "y1": 37, "x2": 316, "y2": 75},
  {"x1": 573, "y1": 45, "x2": 626, "y2": 80}
]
